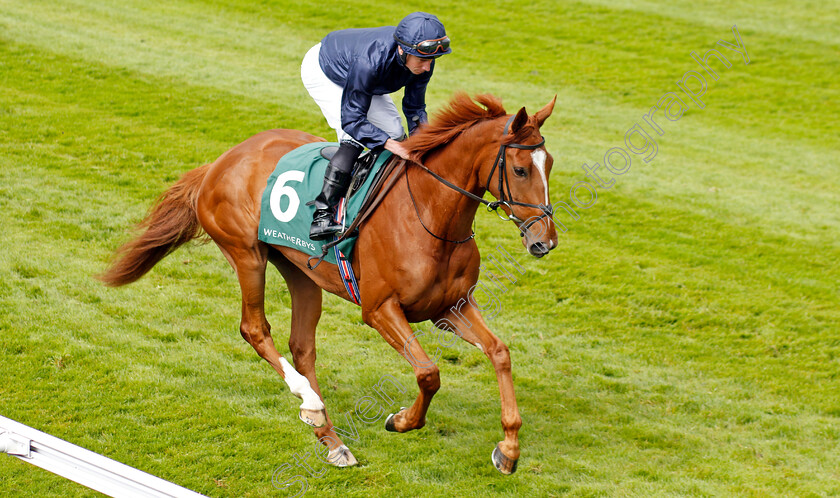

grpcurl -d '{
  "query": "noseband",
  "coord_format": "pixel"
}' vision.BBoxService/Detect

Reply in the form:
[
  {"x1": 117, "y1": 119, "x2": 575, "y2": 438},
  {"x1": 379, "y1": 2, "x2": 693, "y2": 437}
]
[
  {"x1": 483, "y1": 114, "x2": 554, "y2": 232},
  {"x1": 410, "y1": 114, "x2": 554, "y2": 239}
]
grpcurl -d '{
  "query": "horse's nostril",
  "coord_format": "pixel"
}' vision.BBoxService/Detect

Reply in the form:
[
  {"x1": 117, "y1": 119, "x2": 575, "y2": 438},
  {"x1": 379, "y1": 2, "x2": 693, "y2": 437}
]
[{"x1": 529, "y1": 242, "x2": 549, "y2": 257}]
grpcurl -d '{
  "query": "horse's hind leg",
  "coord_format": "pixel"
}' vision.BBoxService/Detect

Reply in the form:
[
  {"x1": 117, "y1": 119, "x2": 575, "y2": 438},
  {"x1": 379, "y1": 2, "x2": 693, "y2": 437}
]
[
  {"x1": 271, "y1": 252, "x2": 358, "y2": 467},
  {"x1": 218, "y1": 243, "x2": 326, "y2": 428}
]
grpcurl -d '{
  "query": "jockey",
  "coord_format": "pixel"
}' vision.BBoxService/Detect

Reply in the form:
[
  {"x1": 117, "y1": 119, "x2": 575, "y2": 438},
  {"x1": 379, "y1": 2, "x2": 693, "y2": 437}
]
[{"x1": 300, "y1": 12, "x2": 452, "y2": 241}]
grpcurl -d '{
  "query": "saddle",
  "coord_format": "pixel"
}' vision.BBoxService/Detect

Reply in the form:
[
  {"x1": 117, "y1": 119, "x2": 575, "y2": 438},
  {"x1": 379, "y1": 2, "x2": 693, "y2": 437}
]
[
  {"x1": 259, "y1": 142, "x2": 400, "y2": 268},
  {"x1": 318, "y1": 146, "x2": 388, "y2": 201}
]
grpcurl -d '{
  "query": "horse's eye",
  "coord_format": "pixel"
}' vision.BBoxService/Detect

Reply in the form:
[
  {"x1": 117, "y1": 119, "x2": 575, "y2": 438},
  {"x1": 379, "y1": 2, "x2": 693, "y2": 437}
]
[{"x1": 514, "y1": 167, "x2": 527, "y2": 177}]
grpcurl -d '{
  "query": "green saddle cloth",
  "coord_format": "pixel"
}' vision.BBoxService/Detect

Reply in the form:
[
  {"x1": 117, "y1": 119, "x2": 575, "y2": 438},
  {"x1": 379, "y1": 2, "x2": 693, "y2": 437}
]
[{"x1": 257, "y1": 142, "x2": 392, "y2": 265}]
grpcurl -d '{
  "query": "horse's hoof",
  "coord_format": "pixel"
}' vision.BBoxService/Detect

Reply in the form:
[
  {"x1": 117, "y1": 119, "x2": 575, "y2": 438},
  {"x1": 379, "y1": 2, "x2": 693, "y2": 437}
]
[
  {"x1": 384, "y1": 413, "x2": 398, "y2": 432},
  {"x1": 384, "y1": 407, "x2": 406, "y2": 432},
  {"x1": 491, "y1": 444, "x2": 519, "y2": 475},
  {"x1": 299, "y1": 408, "x2": 327, "y2": 428},
  {"x1": 327, "y1": 445, "x2": 358, "y2": 467}
]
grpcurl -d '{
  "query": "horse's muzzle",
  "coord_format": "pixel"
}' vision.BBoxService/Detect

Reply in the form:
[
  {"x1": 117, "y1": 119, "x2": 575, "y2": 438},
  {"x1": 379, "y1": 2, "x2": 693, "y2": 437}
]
[{"x1": 528, "y1": 241, "x2": 551, "y2": 258}]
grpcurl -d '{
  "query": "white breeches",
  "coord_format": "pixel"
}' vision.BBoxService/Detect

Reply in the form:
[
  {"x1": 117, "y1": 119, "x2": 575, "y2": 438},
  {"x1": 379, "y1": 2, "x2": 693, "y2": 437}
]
[{"x1": 300, "y1": 43, "x2": 405, "y2": 145}]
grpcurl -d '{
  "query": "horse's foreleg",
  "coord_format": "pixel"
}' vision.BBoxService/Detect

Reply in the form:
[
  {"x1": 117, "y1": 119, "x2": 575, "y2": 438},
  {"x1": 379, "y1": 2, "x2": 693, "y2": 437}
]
[
  {"x1": 438, "y1": 305, "x2": 522, "y2": 475},
  {"x1": 364, "y1": 299, "x2": 440, "y2": 433},
  {"x1": 273, "y1": 255, "x2": 357, "y2": 467},
  {"x1": 223, "y1": 245, "x2": 326, "y2": 428}
]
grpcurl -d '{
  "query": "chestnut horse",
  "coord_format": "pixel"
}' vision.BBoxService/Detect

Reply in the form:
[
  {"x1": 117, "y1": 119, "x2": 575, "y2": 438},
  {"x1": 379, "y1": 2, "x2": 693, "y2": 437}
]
[{"x1": 100, "y1": 93, "x2": 557, "y2": 474}]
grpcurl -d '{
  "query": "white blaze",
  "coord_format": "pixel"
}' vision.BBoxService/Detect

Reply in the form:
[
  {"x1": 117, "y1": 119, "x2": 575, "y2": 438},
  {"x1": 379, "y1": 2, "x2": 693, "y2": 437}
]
[{"x1": 531, "y1": 149, "x2": 549, "y2": 205}]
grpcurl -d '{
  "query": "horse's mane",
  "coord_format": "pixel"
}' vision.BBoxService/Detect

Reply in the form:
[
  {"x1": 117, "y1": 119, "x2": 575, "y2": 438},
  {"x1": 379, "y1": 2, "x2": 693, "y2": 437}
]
[{"x1": 405, "y1": 93, "x2": 510, "y2": 161}]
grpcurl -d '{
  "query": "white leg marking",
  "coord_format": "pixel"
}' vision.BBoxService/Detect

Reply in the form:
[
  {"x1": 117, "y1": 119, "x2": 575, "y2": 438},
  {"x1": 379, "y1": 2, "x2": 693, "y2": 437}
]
[
  {"x1": 279, "y1": 357, "x2": 325, "y2": 410},
  {"x1": 531, "y1": 149, "x2": 549, "y2": 206}
]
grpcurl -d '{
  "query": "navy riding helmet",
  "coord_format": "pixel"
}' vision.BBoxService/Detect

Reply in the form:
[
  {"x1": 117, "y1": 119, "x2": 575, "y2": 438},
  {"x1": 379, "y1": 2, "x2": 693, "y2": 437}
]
[{"x1": 393, "y1": 12, "x2": 452, "y2": 60}]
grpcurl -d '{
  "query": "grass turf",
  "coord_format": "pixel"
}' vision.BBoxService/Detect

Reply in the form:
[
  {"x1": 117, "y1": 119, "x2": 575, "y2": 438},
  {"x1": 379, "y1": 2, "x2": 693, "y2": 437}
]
[{"x1": 1, "y1": 0, "x2": 838, "y2": 496}]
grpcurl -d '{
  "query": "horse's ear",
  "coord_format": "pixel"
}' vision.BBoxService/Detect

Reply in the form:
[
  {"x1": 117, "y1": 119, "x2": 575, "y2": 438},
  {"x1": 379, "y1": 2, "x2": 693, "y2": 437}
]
[
  {"x1": 535, "y1": 95, "x2": 557, "y2": 127},
  {"x1": 509, "y1": 106, "x2": 529, "y2": 133}
]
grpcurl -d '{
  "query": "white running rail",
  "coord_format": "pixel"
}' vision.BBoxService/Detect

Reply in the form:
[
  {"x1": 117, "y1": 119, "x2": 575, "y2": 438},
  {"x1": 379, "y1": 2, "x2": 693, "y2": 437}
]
[{"x1": 1, "y1": 415, "x2": 206, "y2": 498}]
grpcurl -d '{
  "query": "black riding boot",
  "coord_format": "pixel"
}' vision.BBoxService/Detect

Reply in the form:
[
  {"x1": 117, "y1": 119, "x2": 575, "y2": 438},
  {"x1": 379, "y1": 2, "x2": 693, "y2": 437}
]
[{"x1": 309, "y1": 141, "x2": 363, "y2": 241}]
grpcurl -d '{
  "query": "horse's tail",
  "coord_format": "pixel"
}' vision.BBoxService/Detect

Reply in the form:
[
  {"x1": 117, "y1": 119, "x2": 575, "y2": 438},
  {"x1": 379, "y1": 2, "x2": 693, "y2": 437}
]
[{"x1": 98, "y1": 164, "x2": 211, "y2": 287}]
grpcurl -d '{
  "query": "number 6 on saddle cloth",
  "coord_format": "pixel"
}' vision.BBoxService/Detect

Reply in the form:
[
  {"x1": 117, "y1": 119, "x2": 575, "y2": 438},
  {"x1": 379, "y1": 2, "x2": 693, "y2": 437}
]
[{"x1": 257, "y1": 143, "x2": 393, "y2": 303}]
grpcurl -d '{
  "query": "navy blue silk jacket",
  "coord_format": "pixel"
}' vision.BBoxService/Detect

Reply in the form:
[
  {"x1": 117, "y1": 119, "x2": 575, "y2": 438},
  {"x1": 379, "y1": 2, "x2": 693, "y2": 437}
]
[{"x1": 318, "y1": 26, "x2": 434, "y2": 149}]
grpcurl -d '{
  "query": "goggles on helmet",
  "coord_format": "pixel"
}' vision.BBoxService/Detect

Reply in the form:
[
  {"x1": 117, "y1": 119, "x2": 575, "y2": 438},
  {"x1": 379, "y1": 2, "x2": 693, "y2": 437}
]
[{"x1": 393, "y1": 34, "x2": 451, "y2": 56}]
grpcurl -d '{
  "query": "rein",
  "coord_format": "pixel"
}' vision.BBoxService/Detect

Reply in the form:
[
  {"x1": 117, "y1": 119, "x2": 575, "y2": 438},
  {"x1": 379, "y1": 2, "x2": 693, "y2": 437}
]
[
  {"x1": 409, "y1": 114, "x2": 554, "y2": 240},
  {"x1": 307, "y1": 114, "x2": 554, "y2": 269},
  {"x1": 405, "y1": 167, "x2": 475, "y2": 244},
  {"x1": 307, "y1": 157, "x2": 406, "y2": 270}
]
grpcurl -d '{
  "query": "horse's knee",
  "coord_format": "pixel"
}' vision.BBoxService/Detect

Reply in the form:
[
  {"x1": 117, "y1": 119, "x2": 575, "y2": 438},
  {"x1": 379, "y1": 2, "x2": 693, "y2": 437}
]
[
  {"x1": 505, "y1": 412, "x2": 523, "y2": 432},
  {"x1": 416, "y1": 366, "x2": 440, "y2": 394},
  {"x1": 489, "y1": 342, "x2": 512, "y2": 372}
]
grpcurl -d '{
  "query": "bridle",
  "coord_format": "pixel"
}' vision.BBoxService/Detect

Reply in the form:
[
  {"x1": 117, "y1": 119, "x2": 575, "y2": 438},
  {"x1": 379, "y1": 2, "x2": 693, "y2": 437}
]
[
  {"x1": 409, "y1": 114, "x2": 555, "y2": 241},
  {"x1": 308, "y1": 115, "x2": 552, "y2": 270},
  {"x1": 484, "y1": 115, "x2": 554, "y2": 229}
]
